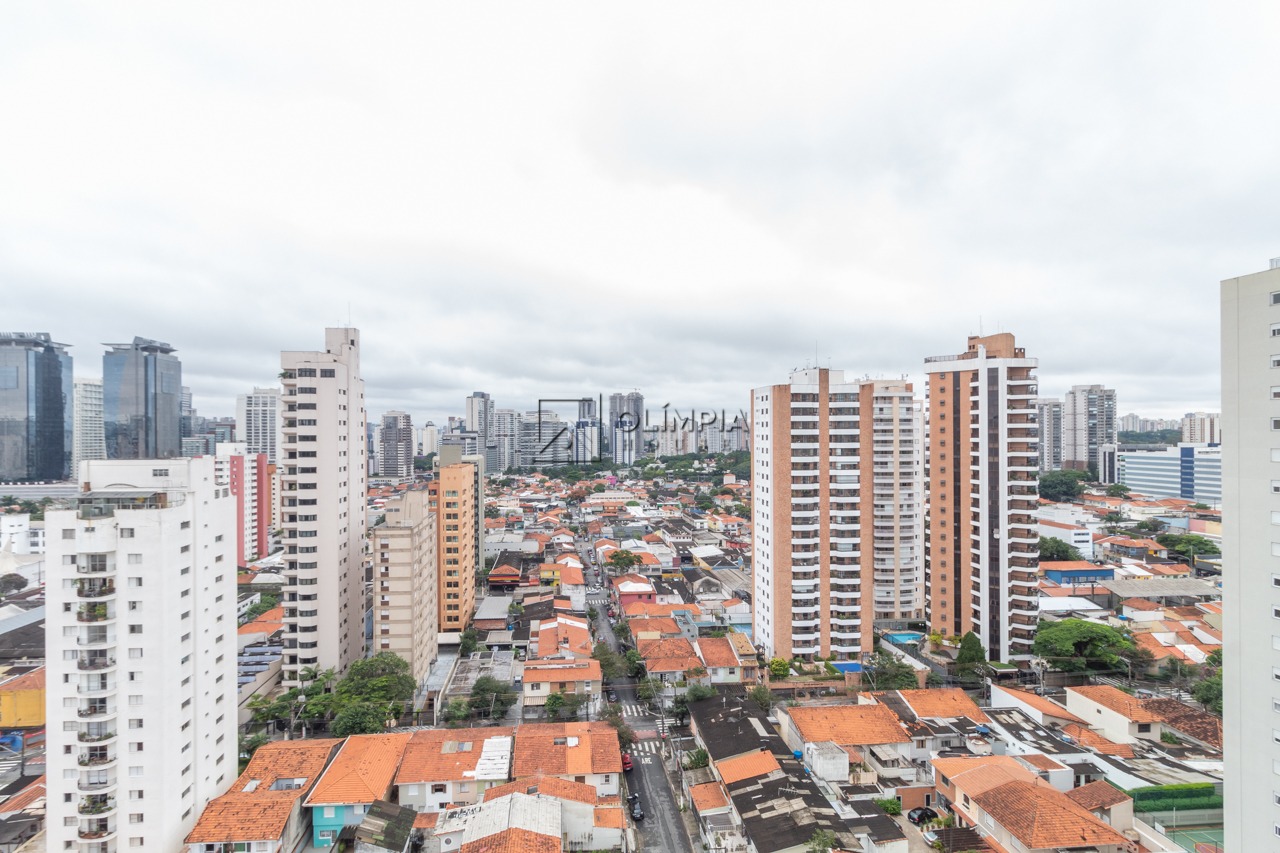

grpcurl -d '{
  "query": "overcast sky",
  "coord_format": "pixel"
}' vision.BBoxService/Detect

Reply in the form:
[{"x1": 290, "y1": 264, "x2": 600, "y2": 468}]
[{"x1": 3, "y1": 3, "x2": 1276, "y2": 426}]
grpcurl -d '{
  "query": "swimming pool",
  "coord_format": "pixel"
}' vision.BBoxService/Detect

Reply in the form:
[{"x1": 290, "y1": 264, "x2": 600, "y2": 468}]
[{"x1": 882, "y1": 631, "x2": 925, "y2": 645}]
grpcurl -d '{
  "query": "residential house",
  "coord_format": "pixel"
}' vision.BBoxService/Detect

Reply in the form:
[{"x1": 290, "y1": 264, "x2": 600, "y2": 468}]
[
  {"x1": 431, "y1": 792, "x2": 561, "y2": 853},
  {"x1": 558, "y1": 564, "x2": 586, "y2": 613},
  {"x1": 971, "y1": 779, "x2": 1131, "y2": 852},
  {"x1": 304, "y1": 733, "x2": 412, "y2": 847},
  {"x1": 530, "y1": 614, "x2": 592, "y2": 660},
  {"x1": 522, "y1": 659, "x2": 603, "y2": 718},
  {"x1": 988, "y1": 684, "x2": 1087, "y2": 729},
  {"x1": 694, "y1": 637, "x2": 749, "y2": 686},
  {"x1": 394, "y1": 728, "x2": 514, "y2": 813},
  {"x1": 186, "y1": 738, "x2": 342, "y2": 853},
  {"x1": 481, "y1": 775, "x2": 625, "y2": 851},
  {"x1": 1064, "y1": 686, "x2": 1164, "y2": 744},
  {"x1": 613, "y1": 573, "x2": 656, "y2": 608},
  {"x1": 511, "y1": 722, "x2": 623, "y2": 796},
  {"x1": 777, "y1": 704, "x2": 914, "y2": 787}
]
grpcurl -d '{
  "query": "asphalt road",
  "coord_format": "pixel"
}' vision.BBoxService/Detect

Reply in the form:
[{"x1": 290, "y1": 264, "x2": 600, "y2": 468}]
[{"x1": 628, "y1": 734, "x2": 693, "y2": 853}]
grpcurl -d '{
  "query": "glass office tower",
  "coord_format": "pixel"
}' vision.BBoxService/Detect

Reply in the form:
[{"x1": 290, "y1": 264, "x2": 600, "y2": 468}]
[
  {"x1": 103, "y1": 337, "x2": 183, "y2": 460},
  {"x1": 0, "y1": 332, "x2": 73, "y2": 481}
]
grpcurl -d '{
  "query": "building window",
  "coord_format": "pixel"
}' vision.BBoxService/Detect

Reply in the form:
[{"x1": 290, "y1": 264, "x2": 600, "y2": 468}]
[
  {"x1": 151, "y1": 469, "x2": 169, "y2": 477},
  {"x1": 120, "y1": 528, "x2": 134, "y2": 538}
]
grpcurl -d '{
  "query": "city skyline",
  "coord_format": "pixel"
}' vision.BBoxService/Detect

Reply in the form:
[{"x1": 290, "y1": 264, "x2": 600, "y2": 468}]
[{"x1": 5, "y1": 5, "x2": 1274, "y2": 422}]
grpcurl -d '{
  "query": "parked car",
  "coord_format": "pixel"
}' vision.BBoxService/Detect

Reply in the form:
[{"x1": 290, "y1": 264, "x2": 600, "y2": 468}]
[
  {"x1": 622, "y1": 753, "x2": 633, "y2": 771},
  {"x1": 629, "y1": 794, "x2": 644, "y2": 821},
  {"x1": 922, "y1": 830, "x2": 938, "y2": 845},
  {"x1": 907, "y1": 807, "x2": 938, "y2": 826},
  {"x1": 608, "y1": 690, "x2": 618, "y2": 703}
]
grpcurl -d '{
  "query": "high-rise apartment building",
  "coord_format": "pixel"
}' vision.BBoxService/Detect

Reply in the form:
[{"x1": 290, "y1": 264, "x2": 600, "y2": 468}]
[
  {"x1": 213, "y1": 441, "x2": 270, "y2": 565},
  {"x1": 0, "y1": 332, "x2": 72, "y2": 481},
  {"x1": 1220, "y1": 261, "x2": 1280, "y2": 849},
  {"x1": 466, "y1": 391, "x2": 493, "y2": 443},
  {"x1": 430, "y1": 458, "x2": 479, "y2": 632},
  {"x1": 45, "y1": 458, "x2": 238, "y2": 852},
  {"x1": 492, "y1": 408, "x2": 521, "y2": 472},
  {"x1": 924, "y1": 334, "x2": 1039, "y2": 662},
  {"x1": 1062, "y1": 384, "x2": 1117, "y2": 474},
  {"x1": 750, "y1": 369, "x2": 922, "y2": 662},
  {"x1": 420, "y1": 421, "x2": 440, "y2": 456},
  {"x1": 379, "y1": 411, "x2": 415, "y2": 482},
  {"x1": 236, "y1": 387, "x2": 283, "y2": 464},
  {"x1": 371, "y1": 488, "x2": 439, "y2": 683},
  {"x1": 180, "y1": 385, "x2": 194, "y2": 438},
  {"x1": 278, "y1": 328, "x2": 367, "y2": 684},
  {"x1": 72, "y1": 377, "x2": 106, "y2": 480},
  {"x1": 1182, "y1": 411, "x2": 1222, "y2": 444},
  {"x1": 1035, "y1": 397, "x2": 1063, "y2": 472},
  {"x1": 103, "y1": 337, "x2": 182, "y2": 460}
]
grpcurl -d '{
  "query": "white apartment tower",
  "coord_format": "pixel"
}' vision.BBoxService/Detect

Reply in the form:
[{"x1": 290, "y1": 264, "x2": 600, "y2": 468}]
[
  {"x1": 1220, "y1": 261, "x2": 1280, "y2": 850},
  {"x1": 45, "y1": 458, "x2": 238, "y2": 852},
  {"x1": 1062, "y1": 384, "x2": 1117, "y2": 474},
  {"x1": 924, "y1": 334, "x2": 1039, "y2": 662},
  {"x1": 73, "y1": 378, "x2": 106, "y2": 480},
  {"x1": 279, "y1": 328, "x2": 367, "y2": 684},
  {"x1": 236, "y1": 387, "x2": 283, "y2": 464},
  {"x1": 1035, "y1": 397, "x2": 1063, "y2": 472},
  {"x1": 750, "y1": 369, "x2": 922, "y2": 661},
  {"x1": 372, "y1": 488, "x2": 439, "y2": 683},
  {"x1": 379, "y1": 411, "x2": 415, "y2": 482}
]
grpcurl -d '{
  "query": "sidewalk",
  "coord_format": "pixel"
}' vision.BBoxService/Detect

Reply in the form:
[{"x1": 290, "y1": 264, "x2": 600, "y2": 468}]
[{"x1": 659, "y1": 741, "x2": 703, "y2": 850}]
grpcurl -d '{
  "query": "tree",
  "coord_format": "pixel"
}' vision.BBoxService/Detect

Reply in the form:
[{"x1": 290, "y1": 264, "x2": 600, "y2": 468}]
[
  {"x1": 1032, "y1": 619, "x2": 1133, "y2": 672},
  {"x1": 332, "y1": 702, "x2": 389, "y2": 737},
  {"x1": 686, "y1": 684, "x2": 715, "y2": 702},
  {"x1": 635, "y1": 678, "x2": 660, "y2": 708},
  {"x1": 862, "y1": 650, "x2": 918, "y2": 690},
  {"x1": 806, "y1": 828, "x2": 838, "y2": 853},
  {"x1": 1155, "y1": 533, "x2": 1221, "y2": 561},
  {"x1": 544, "y1": 692, "x2": 567, "y2": 720},
  {"x1": 1105, "y1": 483, "x2": 1131, "y2": 497},
  {"x1": 0, "y1": 573, "x2": 26, "y2": 594},
  {"x1": 956, "y1": 632, "x2": 987, "y2": 682},
  {"x1": 670, "y1": 695, "x2": 690, "y2": 726},
  {"x1": 624, "y1": 649, "x2": 644, "y2": 677},
  {"x1": 469, "y1": 676, "x2": 518, "y2": 719},
  {"x1": 607, "y1": 550, "x2": 641, "y2": 572},
  {"x1": 337, "y1": 653, "x2": 416, "y2": 705},
  {"x1": 593, "y1": 643, "x2": 626, "y2": 680},
  {"x1": 1192, "y1": 671, "x2": 1223, "y2": 714},
  {"x1": 459, "y1": 627, "x2": 480, "y2": 656},
  {"x1": 749, "y1": 684, "x2": 774, "y2": 712},
  {"x1": 768, "y1": 657, "x2": 790, "y2": 679},
  {"x1": 872, "y1": 797, "x2": 902, "y2": 815},
  {"x1": 683, "y1": 747, "x2": 709, "y2": 769},
  {"x1": 1038, "y1": 537, "x2": 1083, "y2": 562},
  {"x1": 1039, "y1": 470, "x2": 1088, "y2": 502},
  {"x1": 241, "y1": 593, "x2": 280, "y2": 622},
  {"x1": 443, "y1": 698, "x2": 471, "y2": 725}
]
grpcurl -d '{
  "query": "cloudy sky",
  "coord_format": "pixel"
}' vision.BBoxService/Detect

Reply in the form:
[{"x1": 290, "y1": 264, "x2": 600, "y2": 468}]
[{"x1": 3, "y1": 3, "x2": 1276, "y2": 426}]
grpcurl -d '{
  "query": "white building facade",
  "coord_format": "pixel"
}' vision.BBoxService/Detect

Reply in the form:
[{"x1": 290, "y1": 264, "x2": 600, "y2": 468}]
[
  {"x1": 72, "y1": 378, "x2": 106, "y2": 481},
  {"x1": 279, "y1": 328, "x2": 367, "y2": 684},
  {"x1": 236, "y1": 387, "x2": 283, "y2": 465},
  {"x1": 1220, "y1": 261, "x2": 1280, "y2": 850},
  {"x1": 44, "y1": 458, "x2": 238, "y2": 853}
]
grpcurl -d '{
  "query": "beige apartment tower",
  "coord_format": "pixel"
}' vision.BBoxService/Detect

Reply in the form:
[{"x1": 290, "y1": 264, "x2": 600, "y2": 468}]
[
  {"x1": 924, "y1": 333, "x2": 1039, "y2": 662},
  {"x1": 750, "y1": 368, "x2": 923, "y2": 662},
  {"x1": 431, "y1": 461, "x2": 479, "y2": 632},
  {"x1": 372, "y1": 488, "x2": 439, "y2": 683},
  {"x1": 278, "y1": 328, "x2": 367, "y2": 684}
]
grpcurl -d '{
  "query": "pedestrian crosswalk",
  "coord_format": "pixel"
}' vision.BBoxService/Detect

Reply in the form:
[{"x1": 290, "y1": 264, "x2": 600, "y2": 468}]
[
  {"x1": 621, "y1": 703, "x2": 652, "y2": 717},
  {"x1": 631, "y1": 739, "x2": 662, "y2": 754}
]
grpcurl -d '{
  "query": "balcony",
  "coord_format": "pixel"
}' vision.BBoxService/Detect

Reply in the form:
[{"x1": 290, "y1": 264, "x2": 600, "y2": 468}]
[
  {"x1": 77, "y1": 682, "x2": 115, "y2": 697},
  {"x1": 77, "y1": 753, "x2": 116, "y2": 768},
  {"x1": 78, "y1": 775, "x2": 117, "y2": 792},
  {"x1": 77, "y1": 729, "x2": 117, "y2": 744},
  {"x1": 76, "y1": 606, "x2": 114, "y2": 624},
  {"x1": 76, "y1": 632, "x2": 113, "y2": 648},
  {"x1": 77, "y1": 656, "x2": 116, "y2": 672},
  {"x1": 77, "y1": 824, "x2": 116, "y2": 842},
  {"x1": 78, "y1": 797, "x2": 116, "y2": 816},
  {"x1": 77, "y1": 705, "x2": 115, "y2": 720},
  {"x1": 76, "y1": 582, "x2": 116, "y2": 600}
]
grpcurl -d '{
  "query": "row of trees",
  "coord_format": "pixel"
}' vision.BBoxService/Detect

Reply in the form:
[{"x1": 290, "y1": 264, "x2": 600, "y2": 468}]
[{"x1": 246, "y1": 652, "x2": 417, "y2": 739}]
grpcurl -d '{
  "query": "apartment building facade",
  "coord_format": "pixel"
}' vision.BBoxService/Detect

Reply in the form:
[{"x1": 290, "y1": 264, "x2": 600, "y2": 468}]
[
  {"x1": 431, "y1": 457, "x2": 479, "y2": 633},
  {"x1": 1182, "y1": 411, "x2": 1222, "y2": 444},
  {"x1": 278, "y1": 328, "x2": 367, "y2": 684},
  {"x1": 236, "y1": 387, "x2": 283, "y2": 465},
  {"x1": 73, "y1": 377, "x2": 106, "y2": 481},
  {"x1": 44, "y1": 458, "x2": 238, "y2": 852},
  {"x1": 1063, "y1": 384, "x2": 1117, "y2": 474},
  {"x1": 1035, "y1": 397, "x2": 1063, "y2": 472},
  {"x1": 750, "y1": 368, "x2": 922, "y2": 662},
  {"x1": 372, "y1": 488, "x2": 439, "y2": 684},
  {"x1": 924, "y1": 333, "x2": 1039, "y2": 662},
  {"x1": 378, "y1": 410, "x2": 414, "y2": 482},
  {"x1": 1220, "y1": 261, "x2": 1280, "y2": 850}
]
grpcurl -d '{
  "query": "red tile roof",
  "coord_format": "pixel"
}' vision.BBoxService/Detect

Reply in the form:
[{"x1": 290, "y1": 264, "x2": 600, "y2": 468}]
[{"x1": 305, "y1": 733, "x2": 412, "y2": 806}]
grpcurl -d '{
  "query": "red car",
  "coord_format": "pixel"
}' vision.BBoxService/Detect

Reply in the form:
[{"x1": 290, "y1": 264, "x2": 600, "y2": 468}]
[{"x1": 622, "y1": 753, "x2": 634, "y2": 771}]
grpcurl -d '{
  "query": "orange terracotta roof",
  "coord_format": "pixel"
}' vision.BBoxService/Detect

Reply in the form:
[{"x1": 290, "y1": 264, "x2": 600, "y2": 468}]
[
  {"x1": 0, "y1": 666, "x2": 44, "y2": 692},
  {"x1": 483, "y1": 774, "x2": 600, "y2": 805},
  {"x1": 459, "y1": 826, "x2": 560, "y2": 853},
  {"x1": 511, "y1": 721, "x2": 622, "y2": 778},
  {"x1": 305, "y1": 733, "x2": 412, "y2": 806},
  {"x1": 414, "y1": 812, "x2": 440, "y2": 829},
  {"x1": 993, "y1": 686, "x2": 1085, "y2": 723},
  {"x1": 636, "y1": 552, "x2": 661, "y2": 565},
  {"x1": 1067, "y1": 685, "x2": 1163, "y2": 723},
  {"x1": 786, "y1": 703, "x2": 910, "y2": 746},
  {"x1": 627, "y1": 617, "x2": 681, "y2": 636},
  {"x1": 558, "y1": 565, "x2": 584, "y2": 585},
  {"x1": 1039, "y1": 560, "x2": 1101, "y2": 570},
  {"x1": 895, "y1": 688, "x2": 990, "y2": 724},
  {"x1": 1141, "y1": 698, "x2": 1223, "y2": 749},
  {"x1": 1061, "y1": 724, "x2": 1135, "y2": 758},
  {"x1": 716, "y1": 749, "x2": 781, "y2": 785},
  {"x1": 623, "y1": 601, "x2": 702, "y2": 618},
  {"x1": 238, "y1": 605, "x2": 285, "y2": 635},
  {"x1": 1064, "y1": 780, "x2": 1132, "y2": 811},
  {"x1": 696, "y1": 637, "x2": 739, "y2": 669},
  {"x1": 932, "y1": 755, "x2": 1036, "y2": 795},
  {"x1": 1121, "y1": 597, "x2": 1163, "y2": 611},
  {"x1": 231, "y1": 738, "x2": 343, "y2": 793},
  {"x1": 521, "y1": 659, "x2": 602, "y2": 683},
  {"x1": 186, "y1": 792, "x2": 300, "y2": 842},
  {"x1": 594, "y1": 805, "x2": 626, "y2": 828},
  {"x1": 689, "y1": 781, "x2": 730, "y2": 812},
  {"x1": 396, "y1": 728, "x2": 515, "y2": 784},
  {"x1": 727, "y1": 632, "x2": 756, "y2": 658},
  {"x1": 973, "y1": 780, "x2": 1128, "y2": 850}
]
